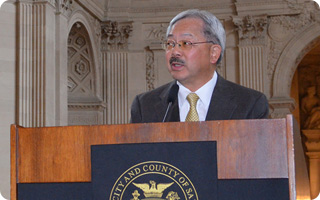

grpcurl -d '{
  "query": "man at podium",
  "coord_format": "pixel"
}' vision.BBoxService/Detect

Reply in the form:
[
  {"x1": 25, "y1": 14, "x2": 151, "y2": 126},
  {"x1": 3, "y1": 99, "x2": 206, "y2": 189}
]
[{"x1": 131, "y1": 9, "x2": 269, "y2": 123}]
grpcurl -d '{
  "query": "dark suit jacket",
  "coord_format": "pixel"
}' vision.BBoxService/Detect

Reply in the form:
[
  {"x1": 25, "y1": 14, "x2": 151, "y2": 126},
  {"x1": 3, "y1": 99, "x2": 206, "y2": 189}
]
[{"x1": 130, "y1": 74, "x2": 269, "y2": 123}]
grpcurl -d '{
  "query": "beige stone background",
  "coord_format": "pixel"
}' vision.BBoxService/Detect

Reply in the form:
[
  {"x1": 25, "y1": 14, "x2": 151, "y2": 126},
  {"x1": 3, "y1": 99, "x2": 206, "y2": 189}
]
[{"x1": 1, "y1": 0, "x2": 320, "y2": 199}]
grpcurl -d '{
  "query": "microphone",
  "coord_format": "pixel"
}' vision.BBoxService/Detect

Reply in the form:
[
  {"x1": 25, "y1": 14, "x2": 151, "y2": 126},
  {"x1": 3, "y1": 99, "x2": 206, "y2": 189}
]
[{"x1": 162, "y1": 84, "x2": 179, "y2": 122}]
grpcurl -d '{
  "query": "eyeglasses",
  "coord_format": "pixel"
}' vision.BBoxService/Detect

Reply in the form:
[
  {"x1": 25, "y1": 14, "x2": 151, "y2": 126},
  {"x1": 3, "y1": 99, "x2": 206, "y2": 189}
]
[{"x1": 162, "y1": 40, "x2": 215, "y2": 51}]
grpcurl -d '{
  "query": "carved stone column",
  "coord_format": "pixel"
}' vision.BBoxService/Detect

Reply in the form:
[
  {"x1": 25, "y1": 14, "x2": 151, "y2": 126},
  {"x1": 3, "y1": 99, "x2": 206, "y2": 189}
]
[
  {"x1": 233, "y1": 15, "x2": 268, "y2": 93},
  {"x1": 145, "y1": 46, "x2": 156, "y2": 91},
  {"x1": 17, "y1": 0, "x2": 57, "y2": 127},
  {"x1": 302, "y1": 130, "x2": 320, "y2": 199},
  {"x1": 144, "y1": 23, "x2": 168, "y2": 91},
  {"x1": 55, "y1": 0, "x2": 73, "y2": 126},
  {"x1": 101, "y1": 21, "x2": 132, "y2": 124}
]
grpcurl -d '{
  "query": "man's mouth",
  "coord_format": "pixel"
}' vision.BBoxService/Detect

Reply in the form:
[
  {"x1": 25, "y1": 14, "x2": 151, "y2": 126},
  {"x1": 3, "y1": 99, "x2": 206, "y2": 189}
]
[
  {"x1": 172, "y1": 62, "x2": 184, "y2": 67},
  {"x1": 170, "y1": 58, "x2": 185, "y2": 70}
]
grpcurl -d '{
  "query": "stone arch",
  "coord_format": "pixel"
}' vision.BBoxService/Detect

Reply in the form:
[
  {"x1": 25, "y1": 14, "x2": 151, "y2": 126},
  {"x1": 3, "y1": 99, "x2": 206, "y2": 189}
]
[
  {"x1": 67, "y1": 11, "x2": 106, "y2": 125},
  {"x1": 67, "y1": 22, "x2": 96, "y2": 100},
  {"x1": 68, "y1": 10, "x2": 101, "y2": 98},
  {"x1": 273, "y1": 23, "x2": 320, "y2": 98},
  {"x1": 270, "y1": 22, "x2": 320, "y2": 117}
]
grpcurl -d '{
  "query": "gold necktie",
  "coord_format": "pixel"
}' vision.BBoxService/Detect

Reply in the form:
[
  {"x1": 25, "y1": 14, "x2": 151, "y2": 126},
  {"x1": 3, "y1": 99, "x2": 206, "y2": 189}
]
[{"x1": 185, "y1": 93, "x2": 200, "y2": 122}]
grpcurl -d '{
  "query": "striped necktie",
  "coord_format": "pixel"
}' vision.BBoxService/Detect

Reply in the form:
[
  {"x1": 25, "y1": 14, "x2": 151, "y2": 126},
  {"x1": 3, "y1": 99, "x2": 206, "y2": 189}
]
[{"x1": 185, "y1": 93, "x2": 200, "y2": 122}]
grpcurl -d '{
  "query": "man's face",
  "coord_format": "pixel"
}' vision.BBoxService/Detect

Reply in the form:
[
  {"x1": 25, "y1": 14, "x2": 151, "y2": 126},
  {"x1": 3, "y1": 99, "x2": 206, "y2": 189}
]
[{"x1": 165, "y1": 17, "x2": 221, "y2": 91}]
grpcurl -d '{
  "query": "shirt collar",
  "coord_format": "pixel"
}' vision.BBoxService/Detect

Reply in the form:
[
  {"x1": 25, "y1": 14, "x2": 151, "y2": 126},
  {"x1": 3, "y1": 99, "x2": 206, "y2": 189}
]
[{"x1": 177, "y1": 71, "x2": 217, "y2": 108}]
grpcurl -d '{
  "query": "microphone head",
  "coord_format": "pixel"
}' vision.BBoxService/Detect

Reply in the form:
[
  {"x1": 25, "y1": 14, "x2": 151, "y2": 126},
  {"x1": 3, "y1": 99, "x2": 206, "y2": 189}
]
[{"x1": 168, "y1": 84, "x2": 179, "y2": 103}]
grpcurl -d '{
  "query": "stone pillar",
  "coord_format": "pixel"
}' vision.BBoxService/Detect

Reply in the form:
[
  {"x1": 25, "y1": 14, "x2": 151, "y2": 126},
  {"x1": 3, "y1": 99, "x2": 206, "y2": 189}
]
[
  {"x1": 55, "y1": 0, "x2": 71, "y2": 126},
  {"x1": 17, "y1": 0, "x2": 57, "y2": 127},
  {"x1": 233, "y1": 15, "x2": 268, "y2": 93},
  {"x1": 307, "y1": 152, "x2": 320, "y2": 199},
  {"x1": 145, "y1": 46, "x2": 156, "y2": 91},
  {"x1": 303, "y1": 130, "x2": 320, "y2": 199},
  {"x1": 101, "y1": 21, "x2": 132, "y2": 124}
]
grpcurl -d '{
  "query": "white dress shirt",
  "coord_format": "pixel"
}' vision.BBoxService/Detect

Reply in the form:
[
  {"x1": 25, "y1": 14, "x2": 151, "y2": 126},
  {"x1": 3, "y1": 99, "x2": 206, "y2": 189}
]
[{"x1": 177, "y1": 71, "x2": 218, "y2": 122}]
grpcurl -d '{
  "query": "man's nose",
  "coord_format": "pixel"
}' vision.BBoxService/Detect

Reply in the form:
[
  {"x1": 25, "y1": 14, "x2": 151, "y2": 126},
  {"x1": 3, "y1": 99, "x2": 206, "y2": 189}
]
[{"x1": 171, "y1": 44, "x2": 182, "y2": 57}]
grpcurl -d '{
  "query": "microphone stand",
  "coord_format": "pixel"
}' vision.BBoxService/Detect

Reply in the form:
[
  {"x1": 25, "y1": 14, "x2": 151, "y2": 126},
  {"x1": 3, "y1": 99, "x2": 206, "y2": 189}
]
[{"x1": 162, "y1": 102, "x2": 173, "y2": 122}]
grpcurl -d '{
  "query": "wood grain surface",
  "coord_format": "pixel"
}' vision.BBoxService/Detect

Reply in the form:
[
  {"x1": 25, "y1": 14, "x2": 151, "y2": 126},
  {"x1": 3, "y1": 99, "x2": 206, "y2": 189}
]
[{"x1": 12, "y1": 118, "x2": 290, "y2": 184}]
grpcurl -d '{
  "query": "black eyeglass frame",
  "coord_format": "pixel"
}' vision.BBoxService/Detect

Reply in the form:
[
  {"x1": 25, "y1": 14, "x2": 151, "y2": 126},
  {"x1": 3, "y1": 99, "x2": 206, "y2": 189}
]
[{"x1": 162, "y1": 40, "x2": 216, "y2": 51}]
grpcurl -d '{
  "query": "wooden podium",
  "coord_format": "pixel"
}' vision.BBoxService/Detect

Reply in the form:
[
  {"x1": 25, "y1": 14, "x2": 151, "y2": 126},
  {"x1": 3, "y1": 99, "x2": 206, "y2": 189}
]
[{"x1": 11, "y1": 115, "x2": 301, "y2": 199}]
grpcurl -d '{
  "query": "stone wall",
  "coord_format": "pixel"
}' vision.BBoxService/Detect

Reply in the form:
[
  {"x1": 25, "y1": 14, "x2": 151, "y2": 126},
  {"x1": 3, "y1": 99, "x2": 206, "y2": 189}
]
[
  {"x1": 0, "y1": 1, "x2": 16, "y2": 199},
  {"x1": 1, "y1": 0, "x2": 320, "y2": 198}
]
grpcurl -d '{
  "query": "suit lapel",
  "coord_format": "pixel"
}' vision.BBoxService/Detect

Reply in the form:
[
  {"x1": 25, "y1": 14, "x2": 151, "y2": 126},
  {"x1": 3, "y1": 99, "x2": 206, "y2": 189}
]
[
  {"x1": 154, "y1": 75, "x2": 236, "y2": 122},
  {"x1": 154, "y1": 81, "x2": 180, "y2": 122},
  {"x1": 206, "y1": 75, "x2": 237, "y2": 121},
  {"x1": 168, "y1": 99, "x2": 180, "y2": 122}
]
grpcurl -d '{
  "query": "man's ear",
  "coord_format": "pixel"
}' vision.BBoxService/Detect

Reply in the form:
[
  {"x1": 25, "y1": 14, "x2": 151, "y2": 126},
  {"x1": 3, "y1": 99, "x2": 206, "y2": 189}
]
[{"x1": 210, "y1": 45, "x2": 222, "y2": 64}]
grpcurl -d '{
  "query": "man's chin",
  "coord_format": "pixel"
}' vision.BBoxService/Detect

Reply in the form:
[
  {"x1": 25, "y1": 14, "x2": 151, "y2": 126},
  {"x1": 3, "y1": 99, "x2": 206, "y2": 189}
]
[{"x1": 171, "y1": 75, "x2": 187, "y2": 84}]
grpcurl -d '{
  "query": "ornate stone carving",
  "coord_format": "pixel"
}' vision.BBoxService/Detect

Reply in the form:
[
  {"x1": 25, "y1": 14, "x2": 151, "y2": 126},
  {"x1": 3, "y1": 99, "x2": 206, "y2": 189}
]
[
  {"x1": 89, "y1": 17, "x2": 102, "y2": 53},
  {"x1": 56, "y1": 0, "x2": 73, "y2": 16},
  {"x1": 68, "y1": 77, "x2": 77, "y2": 92},
  {"x1": 270, "y1": 13, "x2": 312, "y2": 36},
  {"x1": 68, "y1": 102, "x2": 106, "y2": 111},
  {"x1": 68, "y1": 22, "x2": 95, "y2": 97},
  {"x1": 286, "y1": 0, "x2": 304, "y2": 11},
  {"x1": 301, "y1": 86, "x2": 320, "y2": 129},
  {"x1": 144, "y1": 23, "x2": 168, "y2": 49},
  {"x1": 68, "y1": 47, "x2": 76, "y2": 59},
  {"x1": 303, "y1": 129, "x2": 320, "y2": 151},
  {"x1": 233, "y1": 16, "x2": 267, "y2": 91},
  {"x1": 107, "y1": 3, "x2": 231, "y2": 14},
  {"x1": 101, "y1": 21, "x2": 133, "y2": 51},
  {"x1": 74, "y1": 58, "x2": 90, "y2": 80},
  {"x1": 298, "y1": 65, "x2": 320, "y2": 129},
  {"x1": 268, "y1": 97, "x2": 296, "y2": 118},
  {"x1": 75, "y1": 36, "x2": 86, "y2": 48},
  {"x1": 311, "y1": 9, "x2": 320, "y2": 23},
  {"x1": 145, "y1": 46, "x2": 155, "y2": 91},
  {"x1": 146, "y1": 23, "x2": 168, "y2": 41},
  {"x1": 233, "y1": 15, "x2": 268, "y2": 45},
  {"x1": 267, "y1": 41, "x2": 282, "y2": 80},
  {"x1": 61, "y1": 0, "x2": 73, "y2": 11},
  {"x1": 32, "y1": 0, "x2": 55, "y2": 6},
  {"x1": 267, "y1": 11, "x2": 315, "y2": 81}
]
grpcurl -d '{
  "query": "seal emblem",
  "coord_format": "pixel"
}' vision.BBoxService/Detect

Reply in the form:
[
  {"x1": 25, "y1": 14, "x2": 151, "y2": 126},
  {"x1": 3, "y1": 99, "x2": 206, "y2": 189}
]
[{"x1": 109, "y1": 161, "x2": 198, "y2": 200}]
